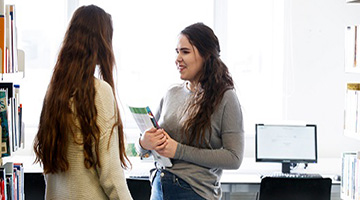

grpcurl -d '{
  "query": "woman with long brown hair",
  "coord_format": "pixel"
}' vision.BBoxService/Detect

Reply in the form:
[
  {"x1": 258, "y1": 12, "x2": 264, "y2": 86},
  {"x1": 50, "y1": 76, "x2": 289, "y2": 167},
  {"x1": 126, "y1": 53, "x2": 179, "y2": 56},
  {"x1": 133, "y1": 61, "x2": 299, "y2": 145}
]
[
  {"x1": 33, "y1": 5, "x2": 132, "y2": 199},
  {"x1": 137, "y1": 23, "x2": 244, "y2": 200}
]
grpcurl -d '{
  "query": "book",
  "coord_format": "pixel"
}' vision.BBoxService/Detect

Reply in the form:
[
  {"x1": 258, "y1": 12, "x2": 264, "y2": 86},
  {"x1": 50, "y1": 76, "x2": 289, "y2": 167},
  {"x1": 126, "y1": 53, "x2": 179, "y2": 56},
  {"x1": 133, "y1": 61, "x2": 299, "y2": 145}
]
[
  {"x1": 0, "y1": 0, "x2": 5, "y2": 73},
  {"x1": 9, "y1": 5, "x2": 17, "y2": 73},
  {"x1": 344, "y1": 83, "x2": 360, "y2": 137},
  {"x1": 341, "y1": 152, "x2": 360, "y2": 200},
  {"x1": 0, "y1": 168, "x2": 6, "y2": 200},
  {"x1": 128, "y1": 106, "x2": 172, "y2": 167},
  {"x1": 5, "y1": 5, "x2": 10, "y2": 73},
  {"x1": 0, "y1": 90, "x2": 10, "y2": 157},
  {"x1": 13, "y1": 163, "x2": 23, "y2": 200},
  {"x1": 3, "y1": 162, "x2": 13, "y2": 200},
  {"x1": 345, "y1": 25, "x2": 360, "y2": 73}
]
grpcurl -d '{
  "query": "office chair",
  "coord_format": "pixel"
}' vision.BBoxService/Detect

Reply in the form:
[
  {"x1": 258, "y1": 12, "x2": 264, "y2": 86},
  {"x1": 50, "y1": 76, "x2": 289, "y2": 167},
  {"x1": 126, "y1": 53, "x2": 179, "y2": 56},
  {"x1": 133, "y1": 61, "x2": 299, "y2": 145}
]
[{"x1": 258, "y1": 177, "x2": 332, "y2": 200}]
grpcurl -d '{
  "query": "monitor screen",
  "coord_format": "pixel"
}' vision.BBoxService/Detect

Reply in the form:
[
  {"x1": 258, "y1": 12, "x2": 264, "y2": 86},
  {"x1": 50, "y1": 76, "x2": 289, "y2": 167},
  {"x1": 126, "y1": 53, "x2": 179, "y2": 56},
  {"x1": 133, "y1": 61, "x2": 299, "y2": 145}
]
[{"x1": 255, "y1": 124, "x2": 317, "y2": 172}]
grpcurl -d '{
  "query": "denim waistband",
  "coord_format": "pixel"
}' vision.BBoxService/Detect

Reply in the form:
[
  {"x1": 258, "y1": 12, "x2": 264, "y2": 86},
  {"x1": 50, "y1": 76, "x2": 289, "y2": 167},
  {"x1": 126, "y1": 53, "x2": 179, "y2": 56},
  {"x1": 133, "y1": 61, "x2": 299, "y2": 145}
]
[{"x1": 156, "y1": 169, "x2": 175, "y2": 181}]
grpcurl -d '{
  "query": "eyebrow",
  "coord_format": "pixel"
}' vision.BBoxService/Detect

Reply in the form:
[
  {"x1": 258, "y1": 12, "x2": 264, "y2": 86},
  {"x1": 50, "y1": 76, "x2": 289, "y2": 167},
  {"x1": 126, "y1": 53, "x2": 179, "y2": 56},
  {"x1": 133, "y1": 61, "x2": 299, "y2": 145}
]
[{"x1": 175, "y1": 47, "x2": 191, "y2": 51}]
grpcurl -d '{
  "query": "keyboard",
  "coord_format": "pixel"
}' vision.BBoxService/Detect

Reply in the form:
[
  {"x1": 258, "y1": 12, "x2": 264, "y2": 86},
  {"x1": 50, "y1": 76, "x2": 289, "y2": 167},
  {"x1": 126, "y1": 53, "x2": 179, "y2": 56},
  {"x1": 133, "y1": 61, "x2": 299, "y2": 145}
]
[{"x1": 263, "y1": 173, "x2": 323, "y2": 179}]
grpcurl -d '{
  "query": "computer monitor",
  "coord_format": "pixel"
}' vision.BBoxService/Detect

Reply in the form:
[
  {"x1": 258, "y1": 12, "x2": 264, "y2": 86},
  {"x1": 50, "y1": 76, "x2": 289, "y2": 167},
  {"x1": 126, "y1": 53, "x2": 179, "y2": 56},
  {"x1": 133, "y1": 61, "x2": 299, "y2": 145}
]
[{"x1": 255, "y1": 124, "x2": 317, "y2": 173}]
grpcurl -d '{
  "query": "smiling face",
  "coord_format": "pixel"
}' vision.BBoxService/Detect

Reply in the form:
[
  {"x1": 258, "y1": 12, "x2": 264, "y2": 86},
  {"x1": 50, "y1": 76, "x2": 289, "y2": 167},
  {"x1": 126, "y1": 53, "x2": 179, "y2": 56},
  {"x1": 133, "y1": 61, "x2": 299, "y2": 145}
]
[{"x1": 175, "y1": 34, "x2": 204, "y2": 88}]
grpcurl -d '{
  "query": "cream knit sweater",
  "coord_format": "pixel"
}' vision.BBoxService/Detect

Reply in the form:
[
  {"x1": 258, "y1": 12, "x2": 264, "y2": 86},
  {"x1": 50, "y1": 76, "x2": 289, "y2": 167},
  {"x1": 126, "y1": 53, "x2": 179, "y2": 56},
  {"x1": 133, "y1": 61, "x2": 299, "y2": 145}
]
[{"x1": 44, "y1": 78, "x2": 132, "y2": 200}]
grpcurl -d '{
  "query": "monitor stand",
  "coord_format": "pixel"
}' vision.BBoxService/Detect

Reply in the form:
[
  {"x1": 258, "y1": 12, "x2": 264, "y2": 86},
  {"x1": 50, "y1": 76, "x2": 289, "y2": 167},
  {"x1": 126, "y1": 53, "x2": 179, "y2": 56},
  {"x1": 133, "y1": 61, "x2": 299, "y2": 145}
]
[{"x1": 282, "y1": 163, "x2": 291, "y2": 173}]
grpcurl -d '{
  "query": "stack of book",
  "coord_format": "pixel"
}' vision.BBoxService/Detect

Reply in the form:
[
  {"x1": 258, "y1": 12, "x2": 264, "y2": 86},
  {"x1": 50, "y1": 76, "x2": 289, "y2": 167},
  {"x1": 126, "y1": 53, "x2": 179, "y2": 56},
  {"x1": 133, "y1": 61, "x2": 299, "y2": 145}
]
[
  {"x1": 0, "y1": 1, "x2": 23, "y2": 74},
  {"x1": 0, "y1": 82, "x2": 23, "y2": 158},
  {"x1": 341, "y1": 152, "x2": 360, "y2": 200},
  {"x1": 344, "y1": 83, "x2": 360, "y2": 138},
  {"x1": 0, "y1": 162, "x2": 24, "y2": 200}
]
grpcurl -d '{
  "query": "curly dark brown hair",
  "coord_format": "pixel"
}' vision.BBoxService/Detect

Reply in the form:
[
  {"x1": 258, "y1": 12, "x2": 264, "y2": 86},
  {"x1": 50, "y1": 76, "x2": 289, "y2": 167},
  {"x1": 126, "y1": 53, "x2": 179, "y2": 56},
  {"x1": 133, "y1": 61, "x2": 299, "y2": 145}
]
[{"x1": 181, "y1": 23, "x2": 234, "y2": 147}]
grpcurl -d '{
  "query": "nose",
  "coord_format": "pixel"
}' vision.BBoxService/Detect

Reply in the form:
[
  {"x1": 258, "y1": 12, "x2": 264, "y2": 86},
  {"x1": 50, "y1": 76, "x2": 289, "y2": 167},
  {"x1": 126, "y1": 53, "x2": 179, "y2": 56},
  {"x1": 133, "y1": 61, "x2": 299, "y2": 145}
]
[{"x1": 176, "y1": 53, "x2": 183, "y2": 63}]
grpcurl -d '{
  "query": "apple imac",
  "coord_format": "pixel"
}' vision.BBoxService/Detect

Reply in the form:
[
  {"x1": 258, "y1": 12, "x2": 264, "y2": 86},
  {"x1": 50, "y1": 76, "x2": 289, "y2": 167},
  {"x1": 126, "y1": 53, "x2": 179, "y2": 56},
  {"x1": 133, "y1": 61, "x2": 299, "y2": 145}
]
[{"x1": 255, "y1": 124, "x2": 317, "y2": 173}]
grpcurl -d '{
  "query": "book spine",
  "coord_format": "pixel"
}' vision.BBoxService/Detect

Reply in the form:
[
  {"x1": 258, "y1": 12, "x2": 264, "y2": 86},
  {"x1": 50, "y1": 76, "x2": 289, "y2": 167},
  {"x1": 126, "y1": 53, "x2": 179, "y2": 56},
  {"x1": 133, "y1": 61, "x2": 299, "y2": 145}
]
[
  {"x1": 0, "y1": 0, "x2": 4, "y2": 73},
  {"x1": 0, "y1": 90, "x2": 9, "y2": 157}
]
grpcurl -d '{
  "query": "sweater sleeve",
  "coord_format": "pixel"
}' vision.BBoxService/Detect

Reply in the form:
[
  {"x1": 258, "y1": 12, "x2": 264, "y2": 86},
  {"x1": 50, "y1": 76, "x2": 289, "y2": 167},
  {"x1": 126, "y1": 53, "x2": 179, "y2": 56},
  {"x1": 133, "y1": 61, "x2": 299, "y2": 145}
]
[
  {"x1": 95, "y1": 80, "x2": 133, "y2": 200},
  {"x1": 173, "y1": 91, "x2": 245, "y2": 169}
]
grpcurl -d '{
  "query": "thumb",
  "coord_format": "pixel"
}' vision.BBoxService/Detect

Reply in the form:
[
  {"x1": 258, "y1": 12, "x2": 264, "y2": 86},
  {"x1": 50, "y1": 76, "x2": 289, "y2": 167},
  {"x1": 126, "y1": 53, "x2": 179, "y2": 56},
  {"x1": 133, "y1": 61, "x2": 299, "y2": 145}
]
[
  {"x1": 161, "y1": 129, "x2": 171, "y2": 139},
  {"x1": 146, "y1": 127, "x2": 157, "y2": 133}
]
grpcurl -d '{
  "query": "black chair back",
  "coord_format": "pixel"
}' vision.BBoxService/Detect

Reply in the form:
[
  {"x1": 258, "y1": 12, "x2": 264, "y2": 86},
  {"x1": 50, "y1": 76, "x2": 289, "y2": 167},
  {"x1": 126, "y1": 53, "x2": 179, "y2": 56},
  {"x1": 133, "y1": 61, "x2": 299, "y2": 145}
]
[{"x1": 259, "y1": 177, "x2": 332, "y2": 200}]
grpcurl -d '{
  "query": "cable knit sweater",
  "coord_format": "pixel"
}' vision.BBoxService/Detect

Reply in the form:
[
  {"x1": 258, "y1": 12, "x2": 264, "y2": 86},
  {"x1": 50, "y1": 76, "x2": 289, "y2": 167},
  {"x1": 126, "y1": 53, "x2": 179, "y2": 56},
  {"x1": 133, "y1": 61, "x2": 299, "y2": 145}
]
[{"x1": 44, "y1": 78, "x2": 132, "y2": 200}]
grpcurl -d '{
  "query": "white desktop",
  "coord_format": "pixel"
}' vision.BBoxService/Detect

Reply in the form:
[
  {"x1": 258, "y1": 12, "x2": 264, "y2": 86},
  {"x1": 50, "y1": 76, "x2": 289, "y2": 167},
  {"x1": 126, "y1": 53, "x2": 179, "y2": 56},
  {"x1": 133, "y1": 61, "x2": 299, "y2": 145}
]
[{"x1": 255, "y1": 124, "x2": 318, "y2": 174}]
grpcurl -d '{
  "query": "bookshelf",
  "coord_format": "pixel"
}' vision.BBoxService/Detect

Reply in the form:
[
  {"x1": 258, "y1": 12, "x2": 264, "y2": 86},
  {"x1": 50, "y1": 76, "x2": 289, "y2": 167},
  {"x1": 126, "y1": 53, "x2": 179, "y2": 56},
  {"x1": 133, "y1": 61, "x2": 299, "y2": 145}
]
[
  {"x1": 0, "y1": 1, "x2": 25, "y2": 199},
  {"x1": 341, "y1": 93, "x2": 360, "y2": 196},
  {"x1": 342, "y1": 85, "x2": 360, "y2": 200},
  {"x1": 343, "y1": 2, "x2": 360, "y2": 200}
]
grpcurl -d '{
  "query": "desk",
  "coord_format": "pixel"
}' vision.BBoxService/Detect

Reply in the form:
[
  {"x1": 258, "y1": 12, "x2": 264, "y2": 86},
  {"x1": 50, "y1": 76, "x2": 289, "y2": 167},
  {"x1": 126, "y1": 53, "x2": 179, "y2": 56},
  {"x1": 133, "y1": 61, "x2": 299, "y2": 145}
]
[
  {"x1": 2, "y1": 156, "x2": 343, "y2": 200},
  {"x1": 126, "y1": 157, "x2": 342, "y2": 200},
  {"x1": 125, "y1": 157, "x2": 342, "y2": 200}
]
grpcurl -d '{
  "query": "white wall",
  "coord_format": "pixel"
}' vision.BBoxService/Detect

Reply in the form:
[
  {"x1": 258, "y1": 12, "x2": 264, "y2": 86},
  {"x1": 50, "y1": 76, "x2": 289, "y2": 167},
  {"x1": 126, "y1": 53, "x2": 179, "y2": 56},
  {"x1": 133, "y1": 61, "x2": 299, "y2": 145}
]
[
  {"x1": 242, "y1": 0, "x2": 360, "y2": 159},
  {"x1": 283, "y1": 0, "x2": 360, "y2": 158},
  {"x1": 15, "y1": 0, "x2": 360, "y2": 161}
]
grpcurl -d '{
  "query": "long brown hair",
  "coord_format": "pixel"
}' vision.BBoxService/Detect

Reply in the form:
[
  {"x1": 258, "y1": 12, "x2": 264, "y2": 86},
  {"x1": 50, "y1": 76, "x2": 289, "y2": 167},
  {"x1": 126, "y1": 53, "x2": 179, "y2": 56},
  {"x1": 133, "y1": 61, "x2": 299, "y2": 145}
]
[
  {"x1": 33, "y1": 5, "x2": 129, "y2": 174},
  {"x1": 181, "y1": 23, "x2": 234, "y2": 147}
]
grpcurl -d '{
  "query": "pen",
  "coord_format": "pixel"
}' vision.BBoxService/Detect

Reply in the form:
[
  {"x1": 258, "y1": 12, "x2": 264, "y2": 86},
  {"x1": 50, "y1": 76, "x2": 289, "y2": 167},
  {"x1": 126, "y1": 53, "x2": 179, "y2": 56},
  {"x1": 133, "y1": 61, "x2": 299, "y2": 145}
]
[{"x1": 146, "y1": 107, "x2": 160, "y2": 128}]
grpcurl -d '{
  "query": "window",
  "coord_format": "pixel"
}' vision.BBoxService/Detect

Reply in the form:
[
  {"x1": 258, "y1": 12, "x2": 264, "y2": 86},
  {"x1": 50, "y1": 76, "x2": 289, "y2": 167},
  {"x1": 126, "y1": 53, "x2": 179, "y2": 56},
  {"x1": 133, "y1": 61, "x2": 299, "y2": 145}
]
[
  {"x1": 14, "y1": 1, "x2": 284, "y2": 151},
  {"x1": 225, "y1": 0, "x2": 285, "y2": 134}
]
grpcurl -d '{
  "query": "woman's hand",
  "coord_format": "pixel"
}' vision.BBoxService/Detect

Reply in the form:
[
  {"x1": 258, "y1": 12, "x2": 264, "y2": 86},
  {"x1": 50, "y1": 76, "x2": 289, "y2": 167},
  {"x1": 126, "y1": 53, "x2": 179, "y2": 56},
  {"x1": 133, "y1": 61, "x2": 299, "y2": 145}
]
[
  {"x1": 139, "y1": 127, "x2": 167, "y2": 151},
  {"x1": 156, "y1": 130, "x2": 178, "y2": 158}
]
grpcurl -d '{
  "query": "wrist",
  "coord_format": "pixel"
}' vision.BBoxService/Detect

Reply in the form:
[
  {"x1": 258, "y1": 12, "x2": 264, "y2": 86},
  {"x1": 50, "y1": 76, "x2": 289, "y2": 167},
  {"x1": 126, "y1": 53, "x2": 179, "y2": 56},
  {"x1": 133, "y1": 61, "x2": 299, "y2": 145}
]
[
  {"x1": 172, "y1": 141, "x2": 179, "y2": 159},
  {"x1": 139, "y1": 138, "x2": 148, "y2": 150}
]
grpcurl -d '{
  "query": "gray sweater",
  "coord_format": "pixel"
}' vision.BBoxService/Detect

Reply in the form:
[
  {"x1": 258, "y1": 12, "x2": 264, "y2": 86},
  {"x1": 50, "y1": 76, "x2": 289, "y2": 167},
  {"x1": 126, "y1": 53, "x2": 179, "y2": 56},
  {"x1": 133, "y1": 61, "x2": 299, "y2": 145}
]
[{"x1": 138, "y1": 83, "x2": 244, "y2": 200}]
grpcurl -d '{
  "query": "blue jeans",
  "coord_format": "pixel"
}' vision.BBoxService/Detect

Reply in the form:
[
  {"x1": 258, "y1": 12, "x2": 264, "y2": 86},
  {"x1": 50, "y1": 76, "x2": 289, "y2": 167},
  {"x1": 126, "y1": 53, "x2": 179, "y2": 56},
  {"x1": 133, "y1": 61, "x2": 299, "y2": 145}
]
[{"x1": 150, "y1": 170, "x2": 206, "y2": 200}]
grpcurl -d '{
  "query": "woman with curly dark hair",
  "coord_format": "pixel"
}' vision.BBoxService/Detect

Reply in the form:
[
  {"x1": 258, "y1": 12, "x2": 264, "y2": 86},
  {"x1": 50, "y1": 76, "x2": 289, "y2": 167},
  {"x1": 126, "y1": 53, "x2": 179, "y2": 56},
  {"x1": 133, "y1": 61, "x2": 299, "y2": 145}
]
[{"x1": 137, "y1": 22, "x2": 244, "y2": 200}]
